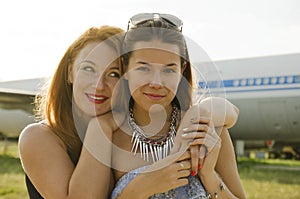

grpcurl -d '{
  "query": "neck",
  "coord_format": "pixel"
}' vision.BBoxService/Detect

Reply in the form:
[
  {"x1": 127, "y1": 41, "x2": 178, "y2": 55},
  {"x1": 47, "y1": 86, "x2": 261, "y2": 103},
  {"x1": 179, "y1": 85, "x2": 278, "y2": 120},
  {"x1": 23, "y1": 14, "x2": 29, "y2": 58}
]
[
  {"x1": 132, "y1": 103, "x2": 173, "y2": 136},
  {"x1": 73, "y1": 105, "x2": 92, "y2": 139}
]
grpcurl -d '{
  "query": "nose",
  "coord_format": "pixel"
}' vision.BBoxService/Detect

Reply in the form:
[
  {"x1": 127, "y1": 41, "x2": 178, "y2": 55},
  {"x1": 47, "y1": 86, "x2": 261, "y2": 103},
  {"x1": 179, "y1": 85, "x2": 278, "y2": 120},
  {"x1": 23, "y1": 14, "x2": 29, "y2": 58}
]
[
  {"x1": 149, "y1": 71, "x2": 163, "y2": 88},
  {"x1": 95, "y1": 75, "x2": 106, "y2": 90}
]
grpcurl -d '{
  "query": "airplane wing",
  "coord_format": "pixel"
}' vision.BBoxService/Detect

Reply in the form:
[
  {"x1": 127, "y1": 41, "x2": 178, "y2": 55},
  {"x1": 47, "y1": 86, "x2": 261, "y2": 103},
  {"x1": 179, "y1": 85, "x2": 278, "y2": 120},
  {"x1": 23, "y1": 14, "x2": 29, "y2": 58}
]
[
  {"x1": 0, "y1": 78, "x2": 46, "y2": 112},
  {"x1": 0, "y1": 88, "x2": 36, "y2": 113},
  {"x1": 0, "y1": 78, "x2": 46, "y2": 138}
]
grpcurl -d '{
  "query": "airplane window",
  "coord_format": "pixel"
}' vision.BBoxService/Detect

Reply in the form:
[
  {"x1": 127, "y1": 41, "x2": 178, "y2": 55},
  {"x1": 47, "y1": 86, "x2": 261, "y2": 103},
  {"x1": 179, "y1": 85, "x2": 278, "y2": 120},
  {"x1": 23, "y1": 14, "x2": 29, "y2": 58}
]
[
  {"x1": 271, "y1": 77, "x2": 277, "y2": 84},
  {"x1": 240, "y1": 79, "x2": 246, "y2": 86},
  {"x1": 248, "y1": 79, "x2": 254, "y2": 85},
  {"x1": 198, "y1": 81, "x2": 207, "y2": 89},
  {"x1": 233, "y1": 80, "x2": 239, "y2": 86},
  {"x1": 255, "y1": 78, "x2": 262, "y2": 85},
  {"x1": 263, "y1": 77, "x2": 269, "y2": 84},
  {"x1": 279, "y1": 77, "x2": 285, "y2": 84},
  {"x1": 287, "y1": 76, "x2": 293, "y2": 83},
  {"x1": 295, "y1": 75, "x2": 300, "y2": 83}
]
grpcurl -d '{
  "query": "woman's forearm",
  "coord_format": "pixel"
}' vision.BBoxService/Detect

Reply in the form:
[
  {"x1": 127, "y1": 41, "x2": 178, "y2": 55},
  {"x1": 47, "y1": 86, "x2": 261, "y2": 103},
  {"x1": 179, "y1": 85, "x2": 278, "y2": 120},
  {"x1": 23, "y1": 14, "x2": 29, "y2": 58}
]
[
  {"x1": 201, "y1": 171, "x2": 240, "y2": 199},
  {"x1": 68, "y1": 117, "x2": 114, "y2": 198},
  {"x1": 116, "y1": 173, "x2": 150, "y2": 199},
  {"x1": 199, "y1": 97, "x2": 239, "y2": 128}
]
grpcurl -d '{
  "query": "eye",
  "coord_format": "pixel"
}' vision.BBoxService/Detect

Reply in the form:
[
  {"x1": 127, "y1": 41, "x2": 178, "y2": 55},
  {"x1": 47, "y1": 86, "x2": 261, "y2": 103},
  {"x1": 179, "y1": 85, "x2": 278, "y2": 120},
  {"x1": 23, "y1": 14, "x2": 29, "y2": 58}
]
[
  {"x1": 135, "y1": 66, "x2": 150, "y2": 72},
  {"x1": 105, "y1": 66, "x2": 120, "y2": 78},
  {"x1": 108, "y1": 71, "x2": 120, "y2": 78},
  {"x1": 81, "y1": 66, "x2": 95, "y2": 73},
  {"x1": 163, "y1": 68, "x2": 176, "y2": 73}
]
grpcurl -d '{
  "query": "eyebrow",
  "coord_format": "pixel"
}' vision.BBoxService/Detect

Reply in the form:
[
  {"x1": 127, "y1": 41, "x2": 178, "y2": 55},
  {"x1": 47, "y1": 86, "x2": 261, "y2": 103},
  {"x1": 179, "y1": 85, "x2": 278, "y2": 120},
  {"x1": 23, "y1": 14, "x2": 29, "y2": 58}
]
[
  {"x1": 81, "y1": 60, "x2": 96, "y2": 65},
  {"x1": 136, "y1": 61, "x2": 178, "y2": 67},
  {"x1": 81, "y1": 60, "x2": 119, "y2": 70},
  {"x1": 109, "y1": 66, "x2": 120, "y2": 70}
]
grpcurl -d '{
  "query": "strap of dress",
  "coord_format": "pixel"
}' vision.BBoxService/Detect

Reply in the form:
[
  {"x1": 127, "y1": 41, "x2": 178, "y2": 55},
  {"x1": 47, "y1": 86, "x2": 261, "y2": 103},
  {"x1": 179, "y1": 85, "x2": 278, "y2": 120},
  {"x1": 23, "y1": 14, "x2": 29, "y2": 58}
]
[{"x1": 25, "y1": 174, "x2": 44, "y2": 199}]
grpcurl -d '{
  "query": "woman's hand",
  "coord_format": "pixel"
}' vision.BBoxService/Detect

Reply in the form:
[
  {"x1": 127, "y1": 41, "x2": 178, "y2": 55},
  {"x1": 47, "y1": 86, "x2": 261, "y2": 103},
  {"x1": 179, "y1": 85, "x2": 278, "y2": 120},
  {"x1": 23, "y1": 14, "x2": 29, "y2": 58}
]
[
  {"x1": 118, "y1": 151, "x2": 192, "y2": 198},
  {"x1": 172, "y1": 104, "x2": 218, "y2": 176},
  {"x1": 172, "y1": 97, "x2": 236, "y2": 177},
  {"x1": 182, "y1": 117, "x2": 210, "y2": 175},
  {"x1": 198, "y1": 129, "x2": 222, "y2": 177},
  {"x1": 182, "y1": 117, "x2": 220, "y2": 176}
]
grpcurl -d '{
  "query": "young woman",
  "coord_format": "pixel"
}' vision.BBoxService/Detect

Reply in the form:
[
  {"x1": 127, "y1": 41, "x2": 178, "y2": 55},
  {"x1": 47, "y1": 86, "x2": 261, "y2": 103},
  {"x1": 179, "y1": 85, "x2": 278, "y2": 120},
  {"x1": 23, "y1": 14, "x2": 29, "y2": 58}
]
[
  {"x1": 103, "y1": 13, "x2": 246, "y2": 198},
  {"x1": 18, "y1": 26, "x2": 125, "y2": 198}
]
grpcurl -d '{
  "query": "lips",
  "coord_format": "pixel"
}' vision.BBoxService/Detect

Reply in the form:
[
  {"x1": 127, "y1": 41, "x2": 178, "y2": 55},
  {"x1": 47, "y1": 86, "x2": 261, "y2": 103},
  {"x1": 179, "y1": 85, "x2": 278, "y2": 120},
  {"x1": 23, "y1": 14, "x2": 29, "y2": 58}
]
[
  {"x1": 86, "y1": 93, "x2": 109, "y2": 104},
  {"x1": 144, "y1": 92, "x2": 165, "y2": 100}
]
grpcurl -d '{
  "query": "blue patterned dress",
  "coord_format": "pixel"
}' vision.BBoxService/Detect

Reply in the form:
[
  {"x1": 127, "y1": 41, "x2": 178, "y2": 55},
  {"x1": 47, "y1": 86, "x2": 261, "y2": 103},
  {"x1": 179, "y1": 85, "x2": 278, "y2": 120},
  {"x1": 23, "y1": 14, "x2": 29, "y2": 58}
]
[{"x1": 111, "y1": 166, "x2": 207, "y2": 199}]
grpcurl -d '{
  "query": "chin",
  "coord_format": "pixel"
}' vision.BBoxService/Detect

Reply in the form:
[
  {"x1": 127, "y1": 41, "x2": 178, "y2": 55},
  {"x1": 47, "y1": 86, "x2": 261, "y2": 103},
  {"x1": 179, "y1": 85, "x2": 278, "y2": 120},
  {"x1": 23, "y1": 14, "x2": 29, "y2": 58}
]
[{"x1": 95, "y1": 109, "x2": 111, "y2": 116}]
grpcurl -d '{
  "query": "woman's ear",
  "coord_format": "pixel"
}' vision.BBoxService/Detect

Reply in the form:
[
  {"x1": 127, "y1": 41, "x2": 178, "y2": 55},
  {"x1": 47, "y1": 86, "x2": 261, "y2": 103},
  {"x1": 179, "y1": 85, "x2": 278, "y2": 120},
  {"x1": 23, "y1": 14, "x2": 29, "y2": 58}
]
[
  {"x1": 68, "y1": 66, "x2": 73, "y2": 84},
  {"x1": 121, "y1": 56, "x2": 128, "y2": 80},
  {"x1": 181, "y1": 61, "x2": 187, "y2": 74}
]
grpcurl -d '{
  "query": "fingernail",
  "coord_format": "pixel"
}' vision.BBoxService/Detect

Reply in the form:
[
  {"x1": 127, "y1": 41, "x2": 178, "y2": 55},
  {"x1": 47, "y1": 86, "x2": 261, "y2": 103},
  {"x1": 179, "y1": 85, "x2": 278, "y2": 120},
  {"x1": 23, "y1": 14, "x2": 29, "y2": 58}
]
[
  {"x1": 191, "y1": 171, "x2": 197, "y2": 176},
  {"x1": 198, "y1": 163, "x2": 201, "y2": 170},
  {"x1": 183, "y1": 128, "x2": 188, "y2": 132},
  {"x1": 182, "y1": 133, "x2": 188, "y2": 137}
]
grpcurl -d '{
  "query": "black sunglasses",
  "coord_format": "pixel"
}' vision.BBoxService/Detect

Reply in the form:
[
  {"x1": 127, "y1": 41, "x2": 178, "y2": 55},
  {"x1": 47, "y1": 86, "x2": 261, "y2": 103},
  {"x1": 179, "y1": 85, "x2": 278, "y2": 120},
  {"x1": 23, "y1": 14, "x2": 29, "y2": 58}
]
[{"x1": 127, "y1": 13, "x2": 183, "y2": 32}]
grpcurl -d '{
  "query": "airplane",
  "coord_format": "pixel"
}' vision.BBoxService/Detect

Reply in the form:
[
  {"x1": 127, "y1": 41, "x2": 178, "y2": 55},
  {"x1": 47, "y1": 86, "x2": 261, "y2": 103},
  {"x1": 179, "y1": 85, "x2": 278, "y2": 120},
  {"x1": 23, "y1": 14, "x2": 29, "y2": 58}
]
[
  {"x1": 198, "y1": 53, "x2": 300, "y2": 140},
  {"x1": 0, "y1": 78, "x2": 46, "y2": 139},
  {"x1": 208, "y1": 53, "x2": 300, "y2": 158},
  {"x1": 0, "y1": 53, "x2": 299, "y2": 158}
]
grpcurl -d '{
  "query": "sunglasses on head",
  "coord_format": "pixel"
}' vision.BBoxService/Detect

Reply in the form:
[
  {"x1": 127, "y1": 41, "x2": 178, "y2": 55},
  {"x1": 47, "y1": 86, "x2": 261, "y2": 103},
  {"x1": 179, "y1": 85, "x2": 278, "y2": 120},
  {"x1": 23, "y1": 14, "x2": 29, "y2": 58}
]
[{"x1": 127, "y1": 13, "x2": 183, "y2": 32}]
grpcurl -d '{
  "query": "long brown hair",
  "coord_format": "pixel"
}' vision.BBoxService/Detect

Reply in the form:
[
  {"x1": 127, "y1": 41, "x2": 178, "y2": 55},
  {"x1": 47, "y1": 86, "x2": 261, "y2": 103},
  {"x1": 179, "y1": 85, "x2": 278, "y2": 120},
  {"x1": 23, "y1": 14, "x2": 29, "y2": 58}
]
[{"x1": 35, "y1": 26, "x2": 124, "y2": 163}]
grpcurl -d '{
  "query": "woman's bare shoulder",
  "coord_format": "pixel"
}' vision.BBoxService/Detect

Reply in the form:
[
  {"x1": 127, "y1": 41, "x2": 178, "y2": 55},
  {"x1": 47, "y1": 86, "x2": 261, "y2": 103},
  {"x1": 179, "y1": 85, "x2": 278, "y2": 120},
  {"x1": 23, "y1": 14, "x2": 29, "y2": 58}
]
[{"x1": 19, "y1": 122, "x2": 66, "y2": 154}]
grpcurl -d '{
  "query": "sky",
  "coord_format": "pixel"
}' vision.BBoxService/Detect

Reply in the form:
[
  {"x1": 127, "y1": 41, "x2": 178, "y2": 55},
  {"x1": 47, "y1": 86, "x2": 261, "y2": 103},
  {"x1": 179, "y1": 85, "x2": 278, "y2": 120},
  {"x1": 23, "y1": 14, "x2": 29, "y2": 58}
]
[{"x1": 0, "y1": 0, "x2": 299, "y2": 81}]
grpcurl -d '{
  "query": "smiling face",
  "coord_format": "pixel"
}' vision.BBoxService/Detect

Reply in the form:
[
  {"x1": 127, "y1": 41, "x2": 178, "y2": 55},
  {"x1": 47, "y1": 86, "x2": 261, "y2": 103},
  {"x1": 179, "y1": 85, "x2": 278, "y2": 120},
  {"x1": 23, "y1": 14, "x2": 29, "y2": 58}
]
[
  {"x1": 125, "y1": 41, "x2": 184, "y2": 112},
  {"x1": 71, "y1": 41, "x2": 120, "y2": 117}
]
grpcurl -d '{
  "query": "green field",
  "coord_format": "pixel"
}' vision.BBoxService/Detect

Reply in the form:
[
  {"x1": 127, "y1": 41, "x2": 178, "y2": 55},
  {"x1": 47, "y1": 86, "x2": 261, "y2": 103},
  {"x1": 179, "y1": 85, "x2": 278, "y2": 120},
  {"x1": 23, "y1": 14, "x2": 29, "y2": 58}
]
[
  {"x1": 1, "y1": 141, "x2": 300, "y2": 199},
  {"x1": 0, "y1": 141, "x2": 28, "y2": 199}
]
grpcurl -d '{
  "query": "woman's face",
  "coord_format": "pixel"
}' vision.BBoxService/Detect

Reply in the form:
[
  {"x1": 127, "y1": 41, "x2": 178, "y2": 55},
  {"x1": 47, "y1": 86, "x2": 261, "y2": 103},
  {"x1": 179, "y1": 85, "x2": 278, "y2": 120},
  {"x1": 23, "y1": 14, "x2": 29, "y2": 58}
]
[
  {"x1": 125, "y1": 41, "x2": 183, "y2": 112},
  {"x1": 71, "y1": 42, "x2": 120, "y2": 117}
]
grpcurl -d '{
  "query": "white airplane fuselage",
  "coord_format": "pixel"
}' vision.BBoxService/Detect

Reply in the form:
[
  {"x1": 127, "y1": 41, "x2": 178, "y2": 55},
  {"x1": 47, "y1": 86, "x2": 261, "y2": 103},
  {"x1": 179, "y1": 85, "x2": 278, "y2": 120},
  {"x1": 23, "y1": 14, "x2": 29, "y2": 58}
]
[{"x1": 213, "y1": 53, "x2": 300, "y2": 143}]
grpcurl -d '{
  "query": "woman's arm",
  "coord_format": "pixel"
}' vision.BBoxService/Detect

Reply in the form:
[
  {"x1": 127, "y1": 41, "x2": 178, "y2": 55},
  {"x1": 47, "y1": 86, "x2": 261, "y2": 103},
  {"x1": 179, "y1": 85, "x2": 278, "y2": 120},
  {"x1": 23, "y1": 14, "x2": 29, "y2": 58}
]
[
  {"x1": 170, "y1": 113, "x2": 246, "y2": 198},
  {"x1": 199, "y1": 127, "x2": 246, "y2": 199},
  {"x1": 115, "y1": 151, "x2": 192, "y2": 199},
  {"x1": 19, "y1": 115, "x2": 116, "y2": 199},
  {"x1": 199, "y1": 97, "x2": 239, "y2": 128},
  {"x1": 19, "y1": 123, "x2": 79, "y2": 199},
  {"x1": 69, "y1": 117, "x2": 114, "y2": 198},
  {"x1": 215, "y1": 127, "x2": 246, "y2": 198},
  {"x1": 172, "y1": 97, "x2": 239, "y2": 176}
]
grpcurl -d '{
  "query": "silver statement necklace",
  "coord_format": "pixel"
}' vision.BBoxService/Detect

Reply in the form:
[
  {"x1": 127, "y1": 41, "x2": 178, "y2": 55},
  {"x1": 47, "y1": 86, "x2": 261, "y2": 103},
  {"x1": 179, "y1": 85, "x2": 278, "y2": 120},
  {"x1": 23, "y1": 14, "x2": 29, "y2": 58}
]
[{"x1": 128, "y1": 103, "x2": 179, "y2": 162}]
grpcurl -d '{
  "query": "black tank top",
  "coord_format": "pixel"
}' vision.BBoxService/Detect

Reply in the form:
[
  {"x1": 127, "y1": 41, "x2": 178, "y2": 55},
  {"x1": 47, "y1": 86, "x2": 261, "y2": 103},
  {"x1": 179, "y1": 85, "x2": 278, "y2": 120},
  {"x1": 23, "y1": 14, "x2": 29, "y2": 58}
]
[{"x1": 25, "y1": 174, "x2": 44, "y2": 199}]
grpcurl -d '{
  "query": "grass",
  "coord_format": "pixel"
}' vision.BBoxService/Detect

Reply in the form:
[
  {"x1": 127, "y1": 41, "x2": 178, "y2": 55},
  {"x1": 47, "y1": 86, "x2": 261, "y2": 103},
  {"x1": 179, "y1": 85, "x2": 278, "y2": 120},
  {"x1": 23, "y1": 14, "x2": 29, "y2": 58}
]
[
  {"x1": 238, "y1": 158, "x2": 300, "y2": 198},
  {"x1": 0, "y1": 141, "x2": 27, "y2": 199},
  {"x1": 1, "y1": 141, "x2": 300, "y2": 199}
]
